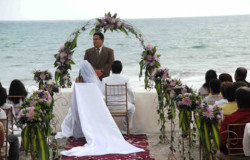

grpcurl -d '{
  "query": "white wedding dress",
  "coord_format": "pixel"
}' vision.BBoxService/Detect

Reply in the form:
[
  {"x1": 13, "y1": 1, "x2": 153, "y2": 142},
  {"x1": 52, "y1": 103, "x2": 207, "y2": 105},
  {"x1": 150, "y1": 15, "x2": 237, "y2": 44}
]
[{"x1": 56, "y1": 60, "x2": 144, "y2": 156}]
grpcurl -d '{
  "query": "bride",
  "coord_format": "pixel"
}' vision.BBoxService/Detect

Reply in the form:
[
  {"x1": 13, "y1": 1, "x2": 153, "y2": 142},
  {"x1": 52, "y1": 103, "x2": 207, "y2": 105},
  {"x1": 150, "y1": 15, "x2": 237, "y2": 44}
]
[{"x1": 56, "y1": 60, "x2": 144, "y2": 157}]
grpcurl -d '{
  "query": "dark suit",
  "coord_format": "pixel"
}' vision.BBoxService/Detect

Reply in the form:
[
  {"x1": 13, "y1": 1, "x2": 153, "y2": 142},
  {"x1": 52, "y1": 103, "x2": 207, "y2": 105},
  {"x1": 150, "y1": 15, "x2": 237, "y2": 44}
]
[{"x1": 84, "y1": 46, "x2": 114, "y2": 80}]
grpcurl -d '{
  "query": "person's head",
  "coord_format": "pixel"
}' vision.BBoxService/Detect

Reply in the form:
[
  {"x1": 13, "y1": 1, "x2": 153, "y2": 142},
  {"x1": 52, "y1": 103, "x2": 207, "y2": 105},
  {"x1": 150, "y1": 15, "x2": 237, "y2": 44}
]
[
  {"x1": 235, "y1": 67, "x2": 247, "y2": 82},
  {"x1": 93, "y1": 32, "x2": 104, "y2": 48},
  {"x1": 220, "y1": 81, "x2": 233, "y2": 99},
  {"x1": 203, "y1": 69, "x2": 217, "y2": 89},
  {"x1": 0, "y1": 87, "x2": 7, "y2": 106},
  {"x1": 219, "y1": 73, "x2": 233, "y2": 82},
  {"x1": 236, "y1": 87, "x2": 250, "y2": 108},
  {"x1": 8, "y1": 79, "x2": 27, "y2": 104},
  {"x1": 112, "y1": 60, "x2": 123, "y2": 74},
  {"x1": 209, "y1": 79, "x2": 221, "y2": 94}
]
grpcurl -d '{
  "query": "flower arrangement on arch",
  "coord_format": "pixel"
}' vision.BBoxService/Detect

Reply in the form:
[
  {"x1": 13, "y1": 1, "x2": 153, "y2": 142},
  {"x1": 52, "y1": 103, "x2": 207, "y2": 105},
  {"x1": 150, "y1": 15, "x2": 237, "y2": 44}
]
[
  {"x1": 194, "y1": 103, "x2": 223, "y2": 154},
  {"x1": 91, "y1": 12, "x2": 128, "y2": 35},
  {"x1": 139, "y1": 44, "x2": 161, "y2": 88},
  {"x1": 54, "y1": 44, "x2": 75, "y2": 88}
]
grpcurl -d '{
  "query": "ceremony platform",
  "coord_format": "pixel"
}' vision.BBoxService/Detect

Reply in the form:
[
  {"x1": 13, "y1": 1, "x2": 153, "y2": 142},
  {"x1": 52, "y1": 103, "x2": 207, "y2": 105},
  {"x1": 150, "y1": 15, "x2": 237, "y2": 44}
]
[{"x1": 53, "y1": 87, "x2": 163, "y2": 134}]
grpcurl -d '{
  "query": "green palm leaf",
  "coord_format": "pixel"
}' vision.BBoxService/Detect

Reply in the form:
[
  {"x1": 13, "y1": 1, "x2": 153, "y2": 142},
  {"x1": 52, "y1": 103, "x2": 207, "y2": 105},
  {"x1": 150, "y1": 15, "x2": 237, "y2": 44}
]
[{"x1": 211, "y1": 123, "x2": 220, "y2": 148}]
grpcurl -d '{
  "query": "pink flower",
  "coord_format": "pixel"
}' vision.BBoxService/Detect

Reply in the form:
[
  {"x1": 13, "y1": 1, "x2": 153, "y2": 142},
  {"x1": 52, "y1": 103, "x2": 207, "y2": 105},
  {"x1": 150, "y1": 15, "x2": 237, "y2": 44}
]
[
  {"x1": 56, "y1": 62, "x2": 61, "y2": 66},
  {"x1": 182, "y1": 97, "x2": 192, "y2": 106},
  {"x1": 152, "y1": 55, "x2": 157, "y2": 61},
  {"x1": 203, "y1": 107, "x2": 214, "y2": 119},
  {"x1": 162, "y1": 73, "x2": 167, "y2": 79},
  {"x1": 40, "y1": 74, "x2": 46, "y2": 80},
  {"x1": 145, "y1": 44, "x2": 154, "y2": 51},
  {"x1": 68, "y1": 54, "x2": 72, "y2": 60},
  {"x1": 170, "y1": 90, "x2": 175, "y2": 98},
  {"x1": 181, "y1": 88, "x2": 187, "y2": 94},
  {"x1": 177, "y1": 101, "x2": 182, "y2": 106},
  {"x1": 60, "y1": 58, "x2": 66, "y2": 63},
  {"x1": 170, "y1": 81, "x2": 176, "y2": 87},
  {"x1": 147, "y1": 55, "x2": 152, "y2": 61},
  {"x1": 26, "y1": 107, "x2": 35, "y2": 120},
  {"x1": 60, "y1": 45, "x2": 65, "y2": 51},
  {"x1": 111, "y1": 18, "x2": 116, "y2": 24},
  {"x1": 117, "y1": 21, "x2": 122, "y2": 28},
  {"x1": 149, "y1": 61, "x2": 155, "y2": 66},
  {"x1": 46, "y1": 92, "x2": 52, "y2": 102},
  {"x1": 60, "y1": 52, "x2": 67, "y2": 59}
]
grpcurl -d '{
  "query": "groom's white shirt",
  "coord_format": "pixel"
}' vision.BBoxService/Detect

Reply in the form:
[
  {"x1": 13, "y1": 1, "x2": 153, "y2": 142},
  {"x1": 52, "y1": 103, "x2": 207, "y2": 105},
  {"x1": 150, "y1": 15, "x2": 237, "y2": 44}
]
[{"x1": 102, "y1": 73, "x2": 135, "y2": 104}]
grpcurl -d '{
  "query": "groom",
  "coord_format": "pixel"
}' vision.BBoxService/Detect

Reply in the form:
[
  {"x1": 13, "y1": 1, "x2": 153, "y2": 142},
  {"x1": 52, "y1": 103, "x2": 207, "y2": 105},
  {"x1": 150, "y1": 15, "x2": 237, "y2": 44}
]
[{"x1": 84, "y1": 32, "x2": 114, "y2": 80}]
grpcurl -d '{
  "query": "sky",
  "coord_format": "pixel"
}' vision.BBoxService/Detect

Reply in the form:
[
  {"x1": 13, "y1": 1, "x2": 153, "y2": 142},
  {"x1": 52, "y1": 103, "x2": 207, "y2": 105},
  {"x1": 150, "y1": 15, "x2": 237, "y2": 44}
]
[{"x1": 1, "y1": 0, "x2": 250, "y2": 21}]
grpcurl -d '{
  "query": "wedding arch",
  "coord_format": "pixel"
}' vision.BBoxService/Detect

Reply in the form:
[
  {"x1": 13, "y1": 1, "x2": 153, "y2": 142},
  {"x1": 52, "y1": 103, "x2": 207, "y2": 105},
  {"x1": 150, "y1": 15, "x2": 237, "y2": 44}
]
[{"x1": 54, "y1": 12, "x2": 160, "y2": 89}]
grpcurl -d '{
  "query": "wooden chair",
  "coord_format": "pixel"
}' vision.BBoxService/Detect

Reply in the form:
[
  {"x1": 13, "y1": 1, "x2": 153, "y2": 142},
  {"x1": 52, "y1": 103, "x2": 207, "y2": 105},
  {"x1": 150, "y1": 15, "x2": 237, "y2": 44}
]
[
  {"x1": 227, "y1": 123, "x2": 247, "y2": 160},
  {"x1": 7, "y1": 95, "x2": 25, "y2": 132},
  {"x1": 105, "y1": 83, "x2": 130, "y2": 136},
  {"x1": 0, "y1": 108, "x2": 11, "y2": 160}
]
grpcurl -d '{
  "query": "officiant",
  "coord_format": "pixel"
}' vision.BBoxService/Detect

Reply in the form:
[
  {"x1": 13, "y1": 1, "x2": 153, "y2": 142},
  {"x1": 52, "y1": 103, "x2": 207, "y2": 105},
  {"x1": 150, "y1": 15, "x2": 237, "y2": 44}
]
[{"x1": 84, "y1": 32, "x2": 114, "y2": 80}]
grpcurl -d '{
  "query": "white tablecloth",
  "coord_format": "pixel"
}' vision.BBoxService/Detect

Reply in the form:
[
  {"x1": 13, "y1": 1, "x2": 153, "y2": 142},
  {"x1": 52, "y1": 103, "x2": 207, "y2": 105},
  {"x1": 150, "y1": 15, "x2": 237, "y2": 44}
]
[{"x1": 53, "y1": 88, "x2": 163, "y2": 134}]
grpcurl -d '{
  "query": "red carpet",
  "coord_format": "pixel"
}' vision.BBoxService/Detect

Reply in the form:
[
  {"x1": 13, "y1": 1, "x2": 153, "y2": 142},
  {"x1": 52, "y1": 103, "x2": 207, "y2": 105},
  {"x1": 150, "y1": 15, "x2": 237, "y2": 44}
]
[{"x1": 62, "y1": 134, "x2": 154, "y2": 160}]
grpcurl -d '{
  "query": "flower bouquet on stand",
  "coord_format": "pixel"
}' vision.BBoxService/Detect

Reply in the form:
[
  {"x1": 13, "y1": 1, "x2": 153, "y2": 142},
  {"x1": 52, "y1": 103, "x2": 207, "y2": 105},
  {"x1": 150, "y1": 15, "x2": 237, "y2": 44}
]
[
  {"x1": 18, "y1": 90, "x2": 53, "y2": 160},
  {"x1": 33, "y1": 70, "x2": 52, "y2": 90},
  {"x1": 175, "y1": 86, "x2": 201, "y2": 159},
  {"x1": 195, "y1": 103, "x2": 223, "y2": 160}
]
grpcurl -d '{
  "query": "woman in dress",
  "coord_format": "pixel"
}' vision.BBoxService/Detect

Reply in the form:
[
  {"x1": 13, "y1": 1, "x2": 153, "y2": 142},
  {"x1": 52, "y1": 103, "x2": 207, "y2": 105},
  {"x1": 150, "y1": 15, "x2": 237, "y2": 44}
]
[{"x1": 56, "y1": 60, "x2": 143, "y2": 157}]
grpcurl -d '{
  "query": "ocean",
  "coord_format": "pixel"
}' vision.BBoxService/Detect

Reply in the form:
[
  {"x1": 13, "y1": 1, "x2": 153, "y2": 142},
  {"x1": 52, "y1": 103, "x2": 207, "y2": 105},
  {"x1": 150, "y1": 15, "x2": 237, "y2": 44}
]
[{"x1": 1, "y1": 15, "x2": 250, "y2": 91}]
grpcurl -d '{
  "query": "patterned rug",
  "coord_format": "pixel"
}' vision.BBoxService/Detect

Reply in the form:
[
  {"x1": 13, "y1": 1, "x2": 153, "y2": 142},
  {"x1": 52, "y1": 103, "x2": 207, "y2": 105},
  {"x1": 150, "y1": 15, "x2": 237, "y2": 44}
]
[{"x1": 62, "y1": 134, "x2": 154, "y2": 160}]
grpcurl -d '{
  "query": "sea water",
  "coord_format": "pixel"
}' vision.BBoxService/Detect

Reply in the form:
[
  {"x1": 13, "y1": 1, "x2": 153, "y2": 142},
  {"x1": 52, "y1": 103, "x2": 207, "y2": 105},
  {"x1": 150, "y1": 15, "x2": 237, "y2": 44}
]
[{"x1": 0, "y1": 15, "x2": 250, "y2": 91}]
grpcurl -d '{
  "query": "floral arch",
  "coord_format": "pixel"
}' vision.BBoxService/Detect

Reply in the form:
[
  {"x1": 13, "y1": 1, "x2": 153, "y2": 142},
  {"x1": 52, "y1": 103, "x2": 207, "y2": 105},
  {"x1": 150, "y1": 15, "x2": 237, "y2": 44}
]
[
  {"x1": 54, "y1": 12, "x2": 160, "y2": 89},
  {"x1": 53, "y1": 12, "x2": 222, "y2": 159}
]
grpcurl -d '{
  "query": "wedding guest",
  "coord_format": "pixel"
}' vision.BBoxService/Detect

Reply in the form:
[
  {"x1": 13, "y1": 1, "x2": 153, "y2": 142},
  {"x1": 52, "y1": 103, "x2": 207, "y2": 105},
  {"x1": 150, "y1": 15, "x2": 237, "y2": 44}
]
[
  {"x1": 199, "y1": 69, "x2": 217, "y2": 97},
  {"x1": 7, "y1": 79, "x2": 27, "y2": 117},
  {"x1": 0, "y1": 87, "x2": 19, "y2": 160},
  {"x1": 204, "y1": 79, "x2": 222, "y2": 105},
  {"x1": 219, "y1": 73, "x2": 233, "y2": 82},
  {"x1": 219, "y1": 81, "x2": 248, "y2": 117},
  {"x1": 234, "y1": 67, "x2": 250, "y2": 86},
  {"x1": 219, "y1": 87, "x2": 250, "y2": 155},
  {"x1": 84, "y1": 32, "x2": 114, "y2": 80},
  {"x1": 102, "y1": 60, "x2": 135, "y2": 133},
  {"x1": 215, "y1": 82, "x2": 233, "y2": 106}
]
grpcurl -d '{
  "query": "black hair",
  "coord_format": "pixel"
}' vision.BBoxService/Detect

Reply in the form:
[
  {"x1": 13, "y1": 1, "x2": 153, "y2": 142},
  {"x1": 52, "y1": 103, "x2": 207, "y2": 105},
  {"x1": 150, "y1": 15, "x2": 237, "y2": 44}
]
[
  {"x1": 202, "y1": 69, "x2": 217, "y2": 90},
  {"x1": 93, "y1": 32, "x2": 104, "y2": 40},
  {"x1": 112, "y1": 60, "x2": 123, "y2": 74},
  {"x1": 219, "y1": 73, "x2": 233, "y2": 82},
  {"x1": 209, "y1": 79, "x2": 221, "y2": 94},
  {"x1": 0, "y1": 87, "x2": 7, "y2": 106},
  {"x1": 8, "y1": 79, "x2": 27, "y2": 104},
  {"x1": 236, "y1": 87, "x2": 250, "y2": 108},
  {"x1": 235, "y1": 67, "x2": 247, "y2": 81}
]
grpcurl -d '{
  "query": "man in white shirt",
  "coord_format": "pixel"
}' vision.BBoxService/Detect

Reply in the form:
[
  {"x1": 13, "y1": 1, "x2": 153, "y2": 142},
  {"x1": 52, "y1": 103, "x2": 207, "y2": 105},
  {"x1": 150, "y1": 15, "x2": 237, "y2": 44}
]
[{"x1": 102, "y1": 60, "x2": 135, "y2": 132}]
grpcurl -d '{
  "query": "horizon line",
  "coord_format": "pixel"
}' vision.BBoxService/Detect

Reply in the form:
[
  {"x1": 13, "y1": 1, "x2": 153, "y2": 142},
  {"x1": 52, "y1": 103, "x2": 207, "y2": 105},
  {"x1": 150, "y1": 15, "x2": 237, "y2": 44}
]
[{"x1": 1, "y1": 14, "x2": 250, "y2": 22}]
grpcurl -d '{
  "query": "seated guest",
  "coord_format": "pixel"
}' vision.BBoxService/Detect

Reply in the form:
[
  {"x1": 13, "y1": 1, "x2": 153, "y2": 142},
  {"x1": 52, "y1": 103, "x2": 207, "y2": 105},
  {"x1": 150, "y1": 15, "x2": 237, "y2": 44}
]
[
  {"x1": 7, "y1": 79, "x2": 27, "y2": 117},
  {"x1": 204, "y1": 79, "x2": 222, "y2": 105},
  {"x1": 215, "y1": 82, "x2": 233, "y2": 106},
  {"x1": 199, "y1": 69, "x2": 217, "y2": 97},
  {"x1": 0, "y1": 87, "x2": 19, "y2": 160},
  {"x1": 102, "y1": 60, "x2": 135, "y2": 132},
  {"x1": 234, "y1": 67, "x2": 250, "y2": 86},
  {"x1": 219, "y1": 73, "x2": 233, "y2": 82},
  {"x1": 220, "y1": 87, "x2": 250, "y2": 155}
]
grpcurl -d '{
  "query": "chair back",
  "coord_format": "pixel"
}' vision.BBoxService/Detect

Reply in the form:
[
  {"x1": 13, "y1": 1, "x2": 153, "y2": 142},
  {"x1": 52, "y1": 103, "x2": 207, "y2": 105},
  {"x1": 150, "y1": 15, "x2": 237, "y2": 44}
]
[
  {"x1": 105, "y1": 83, "x2": 128, "y2": 111},
  {"x1": 227, "y1": 123, "x2": 246, "y2": 157},
  {"x1": 105, "y1": 83, "x2": 130, "y2": 135},
  {"x1": 0, "y1": 108, "x2": 10, "y2": 159}
]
